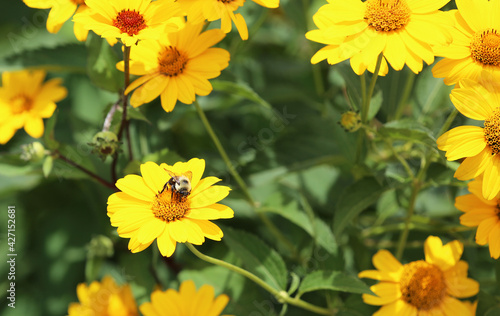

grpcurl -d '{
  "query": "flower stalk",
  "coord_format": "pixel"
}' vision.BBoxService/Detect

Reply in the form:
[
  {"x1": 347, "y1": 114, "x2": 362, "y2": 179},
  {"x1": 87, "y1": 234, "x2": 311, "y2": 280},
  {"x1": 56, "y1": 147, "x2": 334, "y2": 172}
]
[{"x1": 186, "y1": 243, "x2": 334, "y2": 315}]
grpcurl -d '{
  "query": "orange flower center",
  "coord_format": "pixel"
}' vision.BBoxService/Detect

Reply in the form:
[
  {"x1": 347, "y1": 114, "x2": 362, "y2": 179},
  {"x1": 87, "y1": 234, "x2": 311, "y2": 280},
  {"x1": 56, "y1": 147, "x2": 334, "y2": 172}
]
[
  {"x1": 364, "y1": 0, "x2": 411, "y2": 32},
  {"x1": 11, "y1": 94, "x2": 33, "y2": 114},
  {"x1": 151, "y1": 190, "x2": 189, "y2": 222},
  {"x1": 470, "y1": 29, "x2": 500, "y2": 67},
  {"x1": 113, "y1": 10, "x2": 147, "y2": 36},
  {"x1": 158, "y1": 47, "x2": 189, "y2": 77},
  {"x1": 399, "y1": 260, "x2": 447, "y2": 310},
  {"x1": 484, "y1": 108, "x2": 500, "y2": 155}
]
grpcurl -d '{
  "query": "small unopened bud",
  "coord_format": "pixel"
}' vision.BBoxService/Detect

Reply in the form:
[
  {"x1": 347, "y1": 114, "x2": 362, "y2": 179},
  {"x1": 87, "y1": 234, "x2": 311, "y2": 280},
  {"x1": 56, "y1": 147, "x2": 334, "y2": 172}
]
[
  {"x1": 87, "y1": 235, "x2": 114, "y2": 258},
  {"x1": 88, "y1": 131, "x2": 120, "y2": 160},
  {"x1": 20, "y1": 142, "x2": 46, "y2": 162},
  {"x1": 339, "y1": 111, "x2": 361, "y2": 132}
]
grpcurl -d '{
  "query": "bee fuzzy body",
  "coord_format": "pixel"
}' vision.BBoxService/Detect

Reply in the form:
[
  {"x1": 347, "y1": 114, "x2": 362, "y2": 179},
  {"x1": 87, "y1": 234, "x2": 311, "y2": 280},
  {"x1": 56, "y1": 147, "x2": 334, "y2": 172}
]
[{"x1": 160, "y1": 170, "x2": 193, "y2": 201}]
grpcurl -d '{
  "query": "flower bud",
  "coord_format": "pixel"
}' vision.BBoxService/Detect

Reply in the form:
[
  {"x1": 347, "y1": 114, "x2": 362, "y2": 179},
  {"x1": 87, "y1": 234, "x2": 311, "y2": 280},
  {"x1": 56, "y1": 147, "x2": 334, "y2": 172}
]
[
  {"x1": 339, "y1": 111, "x2": 361, "y2": 132},
  {"x1": 20, "y1": 142, "x2": 46, "y2": 162},
  {"x1": 88, "y1": 131, "x2": 120, "y2": 160}
]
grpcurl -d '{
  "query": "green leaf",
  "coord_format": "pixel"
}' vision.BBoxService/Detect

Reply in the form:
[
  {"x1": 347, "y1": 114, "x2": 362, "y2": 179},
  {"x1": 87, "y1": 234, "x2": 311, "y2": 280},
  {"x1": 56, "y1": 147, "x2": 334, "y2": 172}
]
[
  {"x1": 127, "y1": 106, "x2": 151, "y2": 123},
  {"x1": 43, "y1": 109, "x2": 60, "y2": 150},
  {"x1": 260, "y1": 192, "x2": 338, "y2": 254},
  {"x1": 334, "y1": 177, "x2": 386, "y2": 237},
  {"x1": 298, "y1": 270, "x2": 373, "y2": 295},
  {"x1": 212, "y1": 80, "x2": 272, "y2": 110},
  {"x1": 223, "y1": 226, "x2": 287, "y2": 291},
  {"x1": 378, "y1": 119, "x2": 437, "y2": 148},
  {"x1": 313, "y1": 217, "x2": 338, "y2": 255},
  {"x1": 86, "y1": 34, "x2": 122, "y2": 92},
  {"x1": 4, "y1": 44, "x2": 87, "y2": 72},
  {"x1": 42, "y1": 156, "x2": 53, "y2": 178},
  {"x1": 367, "y1": 89, "x2": 383, "y2": 120}
]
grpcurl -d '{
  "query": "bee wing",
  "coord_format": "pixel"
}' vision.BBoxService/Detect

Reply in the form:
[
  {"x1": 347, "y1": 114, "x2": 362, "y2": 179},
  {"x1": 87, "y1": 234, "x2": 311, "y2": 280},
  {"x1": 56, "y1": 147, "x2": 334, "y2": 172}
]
[
  {"x1": 164, "y1": 168, "x2": 177, "y2": 178},
  {"x1": 183, "y1": 171, "x2": 193, "y2": 181}
]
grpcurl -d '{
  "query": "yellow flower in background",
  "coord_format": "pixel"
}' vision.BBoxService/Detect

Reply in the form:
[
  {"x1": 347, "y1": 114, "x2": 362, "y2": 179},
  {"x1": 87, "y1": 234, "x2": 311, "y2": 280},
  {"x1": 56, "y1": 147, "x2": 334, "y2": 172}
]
[
  {"x1": 73, "y1": 0, "x2": 181, "y2": 46},
  {"x1": 0, "y1": 70, "x2": 67, "y2": 145},
  {"x1": 107, "y1": 158, "x2": 233, "y2": 257},
  {"x1": 306, "y1": 0, "x2": 452, "y2": 76},
  {"x1": 359, "y1": 236, "x2": 479, "y2": 315},
  {"x1": 455, "y1": 177, "x2": 500, "y2": 259},
  {"x1": 432, "y1": 0, "x2": 500, "y2": 86},
  {"x1": 437, "y1": 78, "x2": 500, "y2": 200},
  {"x1": 117, "y1": 22, "x2": 230, "y2": 113},
  {"x1": 23, "y1": 0, "x2": 88, "y2": 40},
  {"x1": 67, "y1": 276, "x2": 138, "y2": 316},
  {"x1": 140, "y1": 280, "x2": 230, "y2": 316},
  {"x1": 177, "y1": 0, "x2": 279, "y2": 40}
]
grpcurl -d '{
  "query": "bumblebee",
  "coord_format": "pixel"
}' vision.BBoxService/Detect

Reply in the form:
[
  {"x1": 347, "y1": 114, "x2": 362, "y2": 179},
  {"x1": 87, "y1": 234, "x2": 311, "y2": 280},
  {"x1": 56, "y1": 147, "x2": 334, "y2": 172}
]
[{"x1": 160, "y1": 169, "x2": 193, "y2": 201}]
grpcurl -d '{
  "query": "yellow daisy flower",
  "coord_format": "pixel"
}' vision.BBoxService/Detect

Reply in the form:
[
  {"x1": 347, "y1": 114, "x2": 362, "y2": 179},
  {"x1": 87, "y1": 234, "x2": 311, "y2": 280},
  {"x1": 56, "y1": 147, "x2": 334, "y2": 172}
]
[
  {"x1": 436, "y1": 78, "x2": 500, "y2": 200},
  {"x1": 23, "y1": 0, "x2": 86, "y2": 37},
  {"x1": 67, "y1": 276, "x2": 138, "y2": 316},
  {"x1": 0, "y1": 70, "x2": 67, "y2": 145},
  {"x1": 177, "y1": 0, "x2": 279, "y2": 40},
  {"x1": 140, "y1": 280, "x2": 230, "y2": 316},
  {"x1": 359, "y1": 236, "x2": 479, "y2": 315},
  {"x1": 432, "y1": 0, "x2": 500, "y2": 86},
  {"x1": 455, "y1": 177, "x2": 500, "y2": 259},
  {"x1": 117, "y1": 22, "x2": 230, "y2": 113},
  {"x1": 73, "y1": 0, "x2": 181, "y2": 46},
  {"x1": 107, "y1": 158, "x2": 234, "y2": 257},
  {"x1": 305, "y1": 0, "x2": 453, "y2": 76}
]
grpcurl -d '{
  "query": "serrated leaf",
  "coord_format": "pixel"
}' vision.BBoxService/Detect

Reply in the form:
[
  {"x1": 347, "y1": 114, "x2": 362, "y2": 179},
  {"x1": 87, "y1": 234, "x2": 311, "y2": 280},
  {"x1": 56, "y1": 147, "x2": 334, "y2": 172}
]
[
  {"x1": 223, "y1": 226, "x2": 287, "y2": 291},
  {"x1": 212, "y1": 80, "x2": 272, "y2": 110},
  {"x1": 378, "y1": 119, "x2": 437, "y2": 148},
  {"x1": 86, "y1": 34, "x2": 122, "y2": 92},
  {"x1": 298, "y1": 270, "x2": 373, "y2": 295},
  {"x1": 42, "y1": 156, "x2": 53, "y2": 178},
  {"x1": 334, "y1": 177, "x2": 386, "y2": 237}
]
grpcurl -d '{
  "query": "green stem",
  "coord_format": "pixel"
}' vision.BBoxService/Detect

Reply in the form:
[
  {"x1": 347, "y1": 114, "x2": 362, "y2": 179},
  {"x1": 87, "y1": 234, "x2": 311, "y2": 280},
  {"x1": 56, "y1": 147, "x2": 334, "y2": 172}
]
[
  {"x1": 438, "y1": 108, "x2": 458, "y2": 137},
  {"x1": 356, "y1": 54, "x2": 383, "y2": 163},
  {"x1": 56, "y1": 151, "x2": 115, "y2": 189},
  {"x1": 393, "y1": 72, "x2": 416, "y2": 121},
  {"x1": 194, "y1": 100, "x2": 298, "y2": 257},
  {"x1": 186, "y1": 243, "x2": 334, "y2": 315},
  {"x1": 112, "y1": 45, "x2": 133, "y2": 182},
  {"x1": 395, "y1": 155, "x2": 432, "y2": 260},
  {"x1": 193, "y1": 100, "x2": 255, "y2": 206},
  {"x1": 361, "y1": 53, "x2": 383, "y2": 124}
]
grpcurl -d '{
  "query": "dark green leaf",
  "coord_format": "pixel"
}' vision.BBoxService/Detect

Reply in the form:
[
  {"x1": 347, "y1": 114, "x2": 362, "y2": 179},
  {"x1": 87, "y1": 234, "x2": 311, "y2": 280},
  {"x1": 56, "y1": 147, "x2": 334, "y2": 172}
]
[
  {"x1": 223, "y1": 226, "x2": 287, "y2": 291},
  {"x1": 86, "y1": 34, "x2": 122, "y2": 92},
  {"x1": 298, "y1": 270, "x2": 373, "y2": 295},
  {"x1": 334, "y1": 177, "x2": 386, "y2": 237}
]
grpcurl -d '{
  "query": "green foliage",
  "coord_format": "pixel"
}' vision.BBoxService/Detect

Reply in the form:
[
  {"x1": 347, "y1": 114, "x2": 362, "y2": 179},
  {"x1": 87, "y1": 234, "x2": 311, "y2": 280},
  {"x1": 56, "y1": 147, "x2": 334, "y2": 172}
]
[{"x1": 0, "y1": 1, "x2": 495, "y2": 316}]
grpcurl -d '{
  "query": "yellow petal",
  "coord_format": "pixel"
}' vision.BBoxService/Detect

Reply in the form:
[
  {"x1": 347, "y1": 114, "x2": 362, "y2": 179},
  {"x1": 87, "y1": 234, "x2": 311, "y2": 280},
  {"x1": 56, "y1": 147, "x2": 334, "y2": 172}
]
[
  {"x1": 189, "y1": 185, "x2": 231, "y2": 208},
  {"x1": 116, "y1": 174, "x2": 155, "y2": 202},
  {"x1": 424, "y1": 236, "x2": 463, "y2": 270},
  {"x1": 361, "y1": 283, "x2": 400, "y2": 306},
  {"x1": 157, "y1": 225, "x2": 177, "y2": 257}
]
